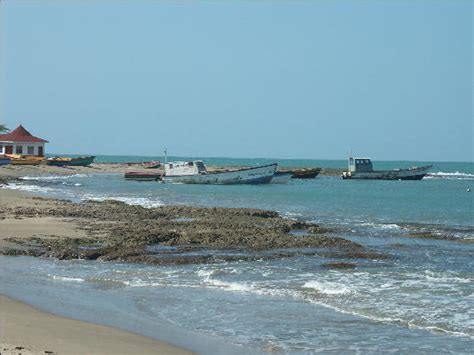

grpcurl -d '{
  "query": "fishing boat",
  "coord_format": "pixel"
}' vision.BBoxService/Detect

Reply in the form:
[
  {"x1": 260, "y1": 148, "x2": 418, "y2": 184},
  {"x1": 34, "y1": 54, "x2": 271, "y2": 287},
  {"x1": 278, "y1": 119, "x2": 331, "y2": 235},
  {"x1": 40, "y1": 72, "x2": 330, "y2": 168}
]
[
  {"x1": 272, "y1": 170, "x2": 294, "y2": 183},
  {"x1": 6, "y1": 154, "x2": 44, "y2": 165},
  {"x1": 124, "y1": 171, "x2": 163, "y2": 181},
  {"x1": 341, "y1": 157, "x2": 432, "y2": 180},
  {"x1": 0, "y1": 155, "x2": 11, "y2": 166},
  {"x1": 291, "y1": 168, "x2": 321, "y2": 179},
  {"x1": 125, "y1": 161, "x2": 161, "y2": 169},
  {"x1": 47, "y1": 156, "x2": 95, "y2": 167},
  {"x1": 162, "y1": 161, "x2": 277, "y2": 185}
]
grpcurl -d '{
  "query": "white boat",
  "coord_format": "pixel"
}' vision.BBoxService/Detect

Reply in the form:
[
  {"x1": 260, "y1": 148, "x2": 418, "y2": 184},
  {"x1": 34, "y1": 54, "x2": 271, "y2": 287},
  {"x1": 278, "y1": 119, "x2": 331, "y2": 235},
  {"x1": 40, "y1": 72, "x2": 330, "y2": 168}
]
[
  {"x1": 342, "y1": 157, "x2": 431, "y2": 180},
  {"x1": 161, "y1": 160, "x2": 277, "y2": 184}
]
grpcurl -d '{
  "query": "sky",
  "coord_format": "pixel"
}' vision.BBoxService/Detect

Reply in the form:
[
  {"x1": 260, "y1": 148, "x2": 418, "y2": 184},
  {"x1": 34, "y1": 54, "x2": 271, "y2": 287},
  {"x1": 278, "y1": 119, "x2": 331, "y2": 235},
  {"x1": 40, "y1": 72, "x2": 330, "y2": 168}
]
[{"x1": 0, "y1": 1, "x2": 472, "y2": 161}]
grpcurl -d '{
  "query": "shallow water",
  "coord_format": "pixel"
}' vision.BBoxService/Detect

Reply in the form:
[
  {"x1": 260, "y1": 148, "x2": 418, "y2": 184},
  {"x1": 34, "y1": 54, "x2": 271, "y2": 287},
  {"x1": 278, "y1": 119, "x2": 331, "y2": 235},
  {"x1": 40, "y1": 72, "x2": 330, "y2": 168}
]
[{"x1": 1, "y1": 157, "x2": 473, "y2": 353}]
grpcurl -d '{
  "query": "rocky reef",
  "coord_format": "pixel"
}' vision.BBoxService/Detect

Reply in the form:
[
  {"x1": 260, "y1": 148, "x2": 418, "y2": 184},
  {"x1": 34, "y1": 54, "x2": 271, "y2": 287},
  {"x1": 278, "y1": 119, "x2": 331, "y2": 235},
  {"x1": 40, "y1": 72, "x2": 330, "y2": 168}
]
[{"x1": 1, "y1": 198, "x2": 388, "y2": 266}]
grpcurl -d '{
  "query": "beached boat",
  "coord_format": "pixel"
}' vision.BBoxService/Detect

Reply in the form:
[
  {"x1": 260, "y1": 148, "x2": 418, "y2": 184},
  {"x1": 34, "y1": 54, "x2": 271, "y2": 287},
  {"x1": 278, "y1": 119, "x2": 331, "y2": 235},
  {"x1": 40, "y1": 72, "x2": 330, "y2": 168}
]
[
  {"x1": 124, "y1": 171, "x2": 163, "y2": 181},
  {"x1": 341, "y1": 157, "x2": 432, "y2": 180},
  {"x1": 291, "y1": 168, "x2": 321, "y2": 179},
  {"x1": 162, "y1": 161, "x2": 277, "y2": 185},
  {"x1": 0, "y1": 155, "x2": 11, "y2": 166},
  {"x1": 6, "y1": 154, "x2": 44, "y2": 166},
  {"x1": 47, "y1": 156, "x2": 95, "y2": 167},
  {"x1": 272, "y1": 170, "x2": 294, "y2": 183},
  {"x1": 126, "y1": 161, "x2": 161, "y2": 169}
]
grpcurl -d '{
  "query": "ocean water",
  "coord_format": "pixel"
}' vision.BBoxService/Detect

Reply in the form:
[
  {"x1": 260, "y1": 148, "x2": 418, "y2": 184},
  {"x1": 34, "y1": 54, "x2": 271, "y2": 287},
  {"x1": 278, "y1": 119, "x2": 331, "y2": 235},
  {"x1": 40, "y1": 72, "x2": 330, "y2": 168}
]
[{"x1": 1, "y1": 157, "x2": 473, "y2": 353}]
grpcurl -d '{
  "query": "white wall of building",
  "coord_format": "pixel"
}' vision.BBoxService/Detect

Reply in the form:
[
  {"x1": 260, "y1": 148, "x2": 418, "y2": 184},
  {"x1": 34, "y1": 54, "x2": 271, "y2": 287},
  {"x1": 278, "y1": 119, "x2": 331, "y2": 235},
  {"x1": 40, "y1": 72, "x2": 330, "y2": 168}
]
[{"x1": 0, "y1": 142, "x2": 45, "y2": 156}]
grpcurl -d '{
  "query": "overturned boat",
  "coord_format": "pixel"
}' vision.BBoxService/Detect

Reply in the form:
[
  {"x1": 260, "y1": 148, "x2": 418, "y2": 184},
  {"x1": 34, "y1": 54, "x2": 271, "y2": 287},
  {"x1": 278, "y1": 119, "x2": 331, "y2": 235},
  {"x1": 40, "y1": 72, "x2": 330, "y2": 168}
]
[
  {"x1": 342, "y1": 157, "x2": 431, "y2": 180},
  {"x1": 162, "y1": 161, "x2": 277, "y2": 185}
]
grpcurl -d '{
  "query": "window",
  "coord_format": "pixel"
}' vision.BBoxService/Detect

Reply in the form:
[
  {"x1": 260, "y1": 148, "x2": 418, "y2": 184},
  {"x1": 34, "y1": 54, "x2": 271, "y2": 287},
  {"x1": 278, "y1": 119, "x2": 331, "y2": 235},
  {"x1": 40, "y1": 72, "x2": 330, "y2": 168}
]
[
  {"x1": 0, "y1": 145, "x2": 3, "y2": 153},
  {"x1": 27, "y1": 146, "x2": 35, "y2": 155},
  {"x1": 16, "y1": 146, "x2": 23, "y2": 155}
]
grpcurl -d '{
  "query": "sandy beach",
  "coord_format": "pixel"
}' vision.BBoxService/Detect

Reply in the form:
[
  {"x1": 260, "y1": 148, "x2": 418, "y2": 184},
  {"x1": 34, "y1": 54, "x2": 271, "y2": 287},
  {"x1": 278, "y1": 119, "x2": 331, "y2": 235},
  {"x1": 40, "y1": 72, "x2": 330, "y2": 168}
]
[
  {"x1": 0, "y1": 295, "x2": 191, "y2": 355},
  {"x1": 0, "y1": 190, "x2": 194, "y2": 354}
]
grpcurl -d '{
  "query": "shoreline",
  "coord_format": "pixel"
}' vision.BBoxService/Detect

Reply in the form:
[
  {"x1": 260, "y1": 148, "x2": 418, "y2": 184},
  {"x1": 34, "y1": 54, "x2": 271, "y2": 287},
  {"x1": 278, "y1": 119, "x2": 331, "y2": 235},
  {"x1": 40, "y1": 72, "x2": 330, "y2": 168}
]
[
  {"x1": 0, "y1": 294, "x2": 192, "y2": 355},
  {"x1": 0, "y1": 179, "x2": 369, "y2": 354}
]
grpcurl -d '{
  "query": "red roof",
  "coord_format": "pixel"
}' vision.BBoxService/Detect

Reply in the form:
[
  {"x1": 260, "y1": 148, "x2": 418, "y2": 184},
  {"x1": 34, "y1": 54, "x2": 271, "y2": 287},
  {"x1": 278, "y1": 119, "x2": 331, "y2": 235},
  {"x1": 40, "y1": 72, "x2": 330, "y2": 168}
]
[{"x1": 0, "y1": 125, "x2": 49, "y2": 143}]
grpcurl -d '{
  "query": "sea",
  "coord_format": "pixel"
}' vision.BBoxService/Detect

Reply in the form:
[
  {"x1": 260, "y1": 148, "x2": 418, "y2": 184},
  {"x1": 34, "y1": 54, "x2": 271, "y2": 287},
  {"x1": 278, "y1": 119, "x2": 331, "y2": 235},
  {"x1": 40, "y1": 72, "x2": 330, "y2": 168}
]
[{"x1": 1, "y1": 156, "x2": 473, "y2": 354}]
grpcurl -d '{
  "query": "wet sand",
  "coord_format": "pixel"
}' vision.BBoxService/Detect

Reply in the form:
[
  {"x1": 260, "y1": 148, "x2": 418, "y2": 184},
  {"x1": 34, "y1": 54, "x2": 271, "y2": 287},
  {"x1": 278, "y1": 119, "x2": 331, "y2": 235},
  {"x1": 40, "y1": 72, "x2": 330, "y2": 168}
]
[{"x1": 0, "y1": 295, "x2": 192, "y2": 355}]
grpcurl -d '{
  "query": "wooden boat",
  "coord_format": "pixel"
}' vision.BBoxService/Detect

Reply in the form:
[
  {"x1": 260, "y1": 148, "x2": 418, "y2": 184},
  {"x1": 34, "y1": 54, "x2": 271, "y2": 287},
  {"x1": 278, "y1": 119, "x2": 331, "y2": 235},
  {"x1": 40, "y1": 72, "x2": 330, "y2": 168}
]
[
  {"x1": 124, "y1": 171, "x2": 163, "y2": 181},
  {"x1": 6, "y1": 154, "x2": 44, "y2": 165},
  {"x1": 162, "y1": 161, "x2": 277, "y2": 185},
  {"x1": 291, "y1": 168, "x2": 321, "y2": 179},
  {"x1": 0, "y1": 155, "x2": 11, "y2": 166},
  {"x1": 126, "y1": 161, "x2": 161, "y2": 169},
  {"x1": 342, "y1": 157, "x2": 432, "y2": 180},
  {"x1": 47, "y1": 156, "x2": 95, "y2": 167},
  {"x1": 272, "y1": 170, "x2": 294, "y2": 183}
]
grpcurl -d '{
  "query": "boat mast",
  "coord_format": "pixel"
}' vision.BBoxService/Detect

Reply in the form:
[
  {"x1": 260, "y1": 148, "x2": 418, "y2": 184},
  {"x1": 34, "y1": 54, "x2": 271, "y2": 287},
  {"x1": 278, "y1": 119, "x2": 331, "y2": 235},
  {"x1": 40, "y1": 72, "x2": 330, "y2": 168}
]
[{"x1": 164, "y1": 148, "x2": 168, "y2": 164}]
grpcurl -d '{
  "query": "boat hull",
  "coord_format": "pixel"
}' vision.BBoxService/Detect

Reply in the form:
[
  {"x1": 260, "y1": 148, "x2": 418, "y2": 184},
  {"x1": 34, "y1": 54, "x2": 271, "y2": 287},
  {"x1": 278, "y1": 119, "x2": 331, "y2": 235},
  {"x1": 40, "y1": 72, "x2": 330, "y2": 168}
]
[
  {"x1": 0, "y1": 158, "x2": 11, "y2": 166},
  {"x1": 291, "y1": 168, "x2": 321, "y2": 179},
  {"x1": 47, "y1": 156, "x2": 95, "y2": 167},
  {"x1": 124, "y1": 172, "x2": 162, "y2": 181},
  {"x1": 342, "y1": 165, "x2": 432, "y2": 180},
  {"x1": 162, "y1": 164, "x2": 277, "y2": 185},
  {"x1": 10, "y1": 158, "x2": 44, "y2": 165},
  {"x1": 272, "y1": 171, "x2": 294, "y2": 183}
]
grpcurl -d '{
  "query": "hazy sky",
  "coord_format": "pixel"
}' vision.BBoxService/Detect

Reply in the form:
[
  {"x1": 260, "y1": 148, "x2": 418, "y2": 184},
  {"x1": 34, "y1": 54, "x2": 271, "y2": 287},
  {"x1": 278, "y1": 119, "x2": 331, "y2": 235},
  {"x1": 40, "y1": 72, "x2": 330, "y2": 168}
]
[{"x1": 0, "y1": 1, "x2": 472, "y2": 161}]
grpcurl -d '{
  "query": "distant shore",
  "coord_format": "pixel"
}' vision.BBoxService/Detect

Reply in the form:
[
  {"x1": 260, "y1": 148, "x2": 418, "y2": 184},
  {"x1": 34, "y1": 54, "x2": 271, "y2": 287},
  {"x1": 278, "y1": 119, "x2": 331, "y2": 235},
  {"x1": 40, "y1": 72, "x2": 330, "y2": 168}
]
[{"x1": 0, "y1": 162, "x2": 345, "y2": 178}]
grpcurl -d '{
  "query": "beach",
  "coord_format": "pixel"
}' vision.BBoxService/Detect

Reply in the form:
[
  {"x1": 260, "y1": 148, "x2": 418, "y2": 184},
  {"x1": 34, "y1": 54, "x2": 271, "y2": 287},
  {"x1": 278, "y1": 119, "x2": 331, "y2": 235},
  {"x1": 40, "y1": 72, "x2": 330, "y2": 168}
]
[
  {"x1": 0, "y1": 189, "x2": 195, "y2": 354},
  {"x1": 0, "y1": 160, "x2": 472, "y2": 353},
  {"x1": 0, "y1": 295, "x2": 191, "y2": 355}
]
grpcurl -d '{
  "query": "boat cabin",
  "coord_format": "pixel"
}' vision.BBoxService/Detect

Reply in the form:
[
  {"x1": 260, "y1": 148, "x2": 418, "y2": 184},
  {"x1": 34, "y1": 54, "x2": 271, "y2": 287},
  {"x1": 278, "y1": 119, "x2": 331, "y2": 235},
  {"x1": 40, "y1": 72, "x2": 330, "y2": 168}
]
[
  {"x1": 0, "y1": 125, "x2": 48, "y2": 157},
  {"x1": 164, "y1": 160, "x2": 207, "y2": 176},
  {"x1": 348, "y1": 157, "x2": 373, "y2": 173}
]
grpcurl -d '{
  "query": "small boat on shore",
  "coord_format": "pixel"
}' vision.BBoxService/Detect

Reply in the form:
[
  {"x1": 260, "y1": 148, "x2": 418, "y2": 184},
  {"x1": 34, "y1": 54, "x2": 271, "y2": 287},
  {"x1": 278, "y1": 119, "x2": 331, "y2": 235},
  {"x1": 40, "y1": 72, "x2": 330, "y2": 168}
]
[
  {"x1": 124, "y1": 171, "x2": 163, "y2": 181},
  {"x1": 125, "y1": 161, "x2": 161, "y2": 169},
  {"x1": 0, "y1": 155, "x2": 11, "y2": 166},
  {"x1": 162, "y1": 161, "x2": 277, "y2": 185},
  {"x1": 6, "y1": 154, "x2": 44, "y2": 165},
  {"x1": 47, "y1": 156, "x2": 95, "y2": 167},
  {"x1": 342, "y1": 157, "x2": 432, "y2": 180},
  {"x1": 291, "y1": 168, "x2": 321, "y2": 179}
]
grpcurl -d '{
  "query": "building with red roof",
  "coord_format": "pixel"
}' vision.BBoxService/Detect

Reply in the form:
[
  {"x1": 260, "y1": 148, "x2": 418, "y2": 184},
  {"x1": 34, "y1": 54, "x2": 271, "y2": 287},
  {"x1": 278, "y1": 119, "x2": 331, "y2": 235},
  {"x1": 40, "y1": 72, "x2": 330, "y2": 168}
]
[{"x1": 0, "y1": 125, "x2": 48, "y2": 156}]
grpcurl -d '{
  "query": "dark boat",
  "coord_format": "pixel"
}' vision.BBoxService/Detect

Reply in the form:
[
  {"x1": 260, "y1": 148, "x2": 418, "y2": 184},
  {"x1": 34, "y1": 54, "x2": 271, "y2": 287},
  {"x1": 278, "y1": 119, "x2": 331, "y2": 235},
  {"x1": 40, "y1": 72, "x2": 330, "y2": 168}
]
[
  {"x1": 291, "y1": 168, "x2": 321, "y2": 179},
  {"x1": 341, "y1": 157, "x2": 432, "y2": 180},
  {"x1": 47, "y1": 156, "x2": 96, "y2": 167},
  {"x1": 124, "y1": 171, "x2": 163, "y2": 181}
]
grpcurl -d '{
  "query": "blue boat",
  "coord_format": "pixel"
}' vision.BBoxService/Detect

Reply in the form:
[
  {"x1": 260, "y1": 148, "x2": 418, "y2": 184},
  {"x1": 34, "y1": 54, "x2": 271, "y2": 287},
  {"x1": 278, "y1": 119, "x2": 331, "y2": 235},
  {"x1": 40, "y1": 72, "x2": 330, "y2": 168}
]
[{"x1": 0, "y1": 156, "x2": 11, "y2": 166}]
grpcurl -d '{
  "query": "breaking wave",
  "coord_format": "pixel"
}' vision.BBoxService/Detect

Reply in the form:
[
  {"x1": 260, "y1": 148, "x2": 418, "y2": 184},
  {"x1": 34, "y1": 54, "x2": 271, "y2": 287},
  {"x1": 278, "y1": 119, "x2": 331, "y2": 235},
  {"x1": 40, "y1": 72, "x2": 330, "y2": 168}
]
[
  {"x1": 426, "y1": 172, "x2": 474, "y2": 180},
  {"x1": 302, "y1": 281, "x2": 352, "y2": 295}
]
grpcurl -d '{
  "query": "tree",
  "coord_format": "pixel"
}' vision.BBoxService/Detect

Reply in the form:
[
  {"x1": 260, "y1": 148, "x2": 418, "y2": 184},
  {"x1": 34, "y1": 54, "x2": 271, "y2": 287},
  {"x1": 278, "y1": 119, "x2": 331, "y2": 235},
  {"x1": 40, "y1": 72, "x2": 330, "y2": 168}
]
[{"x1": 0, "y1": 124, "x2": 9, "y2": 133}]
